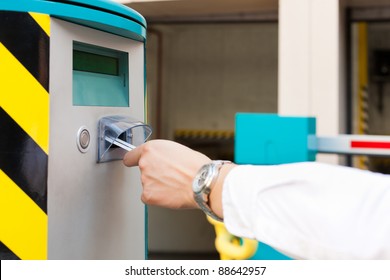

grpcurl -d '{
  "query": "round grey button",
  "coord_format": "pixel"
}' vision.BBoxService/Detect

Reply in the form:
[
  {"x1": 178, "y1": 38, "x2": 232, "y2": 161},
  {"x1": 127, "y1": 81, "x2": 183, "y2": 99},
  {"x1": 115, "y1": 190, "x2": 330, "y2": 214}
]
[
  {"x1": 79, "y1": 129, "x2": 90, "y2": 149},
  {"x1": 77, "y1": 126, "x2": 90, "y2": 153}
]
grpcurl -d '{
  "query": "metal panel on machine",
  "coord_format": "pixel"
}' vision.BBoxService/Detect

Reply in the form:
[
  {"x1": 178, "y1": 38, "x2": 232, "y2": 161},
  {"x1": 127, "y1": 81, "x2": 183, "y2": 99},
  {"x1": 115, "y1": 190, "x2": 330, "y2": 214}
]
[{"x1": 0, "y1": 0, "x2": 148, "y2": 260}]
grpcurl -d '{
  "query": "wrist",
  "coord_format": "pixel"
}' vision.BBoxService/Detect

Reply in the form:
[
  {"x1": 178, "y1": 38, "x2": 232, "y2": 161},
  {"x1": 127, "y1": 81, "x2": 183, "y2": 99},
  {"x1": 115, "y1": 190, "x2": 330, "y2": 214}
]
[
  {"x1": 192, "y1": 160, "x2": 232, "y2": 221},
  {"x1": 209, "y1": 163, "x2": 236, "y2": 219}
]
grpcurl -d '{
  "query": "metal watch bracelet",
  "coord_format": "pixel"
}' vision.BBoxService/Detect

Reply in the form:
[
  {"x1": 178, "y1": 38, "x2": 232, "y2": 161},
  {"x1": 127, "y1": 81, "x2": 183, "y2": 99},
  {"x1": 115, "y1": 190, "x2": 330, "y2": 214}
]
[{"x1": 193, "y1": 160, "x2": 231, "y2": 222}]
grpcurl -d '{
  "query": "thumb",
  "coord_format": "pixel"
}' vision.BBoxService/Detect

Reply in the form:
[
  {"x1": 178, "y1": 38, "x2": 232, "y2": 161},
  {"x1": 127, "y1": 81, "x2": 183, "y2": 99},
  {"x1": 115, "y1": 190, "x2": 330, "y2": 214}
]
[{"x1": 123, "y1": 144, "x2": 143, "y2": 167}]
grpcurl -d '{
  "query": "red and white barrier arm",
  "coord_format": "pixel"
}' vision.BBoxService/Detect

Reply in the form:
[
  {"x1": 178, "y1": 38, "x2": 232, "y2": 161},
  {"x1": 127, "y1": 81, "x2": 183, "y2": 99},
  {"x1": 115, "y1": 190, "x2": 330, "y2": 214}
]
[{"x1": 308, "y1": 135, "x2": 390, "y2": 156}]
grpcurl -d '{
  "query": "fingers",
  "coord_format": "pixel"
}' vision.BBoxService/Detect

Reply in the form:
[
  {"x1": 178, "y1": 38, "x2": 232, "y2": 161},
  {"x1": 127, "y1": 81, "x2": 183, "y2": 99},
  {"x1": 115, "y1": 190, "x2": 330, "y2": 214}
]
[{"x1": 123, "y1": 144, "x2": 143, "y2": 167}]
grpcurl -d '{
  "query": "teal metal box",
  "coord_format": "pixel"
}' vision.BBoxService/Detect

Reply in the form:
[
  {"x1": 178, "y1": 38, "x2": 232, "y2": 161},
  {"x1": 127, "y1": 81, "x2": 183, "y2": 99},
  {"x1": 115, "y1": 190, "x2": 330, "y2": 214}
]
[
  {"x1": 235, "y1": 113, "x2": 316, "y2": 260},
  {"x1": 235, "y1": 113, "x2": 316, "y2": 165}
]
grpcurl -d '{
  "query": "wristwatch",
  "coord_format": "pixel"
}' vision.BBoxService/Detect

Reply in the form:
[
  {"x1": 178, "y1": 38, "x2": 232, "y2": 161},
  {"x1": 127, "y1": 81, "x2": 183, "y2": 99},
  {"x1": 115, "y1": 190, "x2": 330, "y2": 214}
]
[{"x1": 192, "y1": 160, "x2": 231, "y2": 222}]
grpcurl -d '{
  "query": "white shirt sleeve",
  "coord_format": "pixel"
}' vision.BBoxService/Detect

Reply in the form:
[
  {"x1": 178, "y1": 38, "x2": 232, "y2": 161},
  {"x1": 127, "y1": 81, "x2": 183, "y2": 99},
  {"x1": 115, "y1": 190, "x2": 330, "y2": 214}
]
[{"x1": 222, "y1": 162, "x2": 390, "y2": 259}]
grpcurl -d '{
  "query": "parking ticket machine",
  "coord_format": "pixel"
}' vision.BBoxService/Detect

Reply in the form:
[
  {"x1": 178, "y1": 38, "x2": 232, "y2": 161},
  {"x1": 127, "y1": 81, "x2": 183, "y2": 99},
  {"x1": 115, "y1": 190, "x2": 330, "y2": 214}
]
[{"x1": 0, "y1": 0, "x2": 149, "y2": 259}]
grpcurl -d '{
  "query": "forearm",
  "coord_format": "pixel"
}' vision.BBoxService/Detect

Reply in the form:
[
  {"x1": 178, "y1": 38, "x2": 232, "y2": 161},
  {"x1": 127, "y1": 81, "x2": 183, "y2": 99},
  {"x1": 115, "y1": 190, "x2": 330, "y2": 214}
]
[{"x1": 221, "y1": 162, "x2": 390, "y2": 259}]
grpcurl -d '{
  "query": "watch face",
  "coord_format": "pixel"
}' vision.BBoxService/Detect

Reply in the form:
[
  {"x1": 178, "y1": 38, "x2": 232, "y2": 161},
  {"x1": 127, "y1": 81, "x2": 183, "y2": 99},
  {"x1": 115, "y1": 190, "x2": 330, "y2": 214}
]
[{"x1": 193, "y1": 164, "x2": 210, "y2": 193}]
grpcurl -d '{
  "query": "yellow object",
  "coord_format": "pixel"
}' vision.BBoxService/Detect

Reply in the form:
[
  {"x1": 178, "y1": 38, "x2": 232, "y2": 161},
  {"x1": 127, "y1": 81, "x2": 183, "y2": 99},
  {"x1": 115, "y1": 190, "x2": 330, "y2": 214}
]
[
  {"x1": 207, "y1": 216, "x2": 258, "y2": 260},
  {"x1": 0, "y1": 170, "x2": 48, "y2": 260},
  {"x1": 175, "y1": 129, "x2": 234, "y2": 139},
  {"x1": 357, "y1": 22, "x2": 369, "y2": 170},
  {"x1": 29, "y1": 12, "x2": 51, "y2": 36},
  {"x1": 0, "y1": 12, "x2": 50, "y2": 259},
  {"x1": 0, "y1": 43, "x2": 49, "y2": 154}
]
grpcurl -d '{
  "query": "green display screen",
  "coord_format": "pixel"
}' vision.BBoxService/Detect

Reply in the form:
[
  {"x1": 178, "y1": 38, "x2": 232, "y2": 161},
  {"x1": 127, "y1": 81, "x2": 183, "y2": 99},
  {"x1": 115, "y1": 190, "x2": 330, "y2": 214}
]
[
  {"x1": 73, "y1": 50, "x2": 119, "y2": 76},
  {"x1": 73, "y1": 42, "x2": 129, "y2": 107}
]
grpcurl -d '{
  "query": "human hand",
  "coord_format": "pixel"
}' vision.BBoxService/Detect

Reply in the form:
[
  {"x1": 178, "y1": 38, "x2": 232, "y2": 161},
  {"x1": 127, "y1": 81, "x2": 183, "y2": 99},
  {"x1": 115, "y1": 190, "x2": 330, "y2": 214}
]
[{"x1": 123, "y1": 140, "x2": 211, "y2": 209}]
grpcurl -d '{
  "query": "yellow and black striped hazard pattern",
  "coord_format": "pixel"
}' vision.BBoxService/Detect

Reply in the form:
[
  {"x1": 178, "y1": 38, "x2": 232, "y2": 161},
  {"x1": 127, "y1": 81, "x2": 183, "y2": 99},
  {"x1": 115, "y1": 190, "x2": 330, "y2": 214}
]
[{"x1": 0, "y1": 11, "x2": 50, "y2": 260}]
